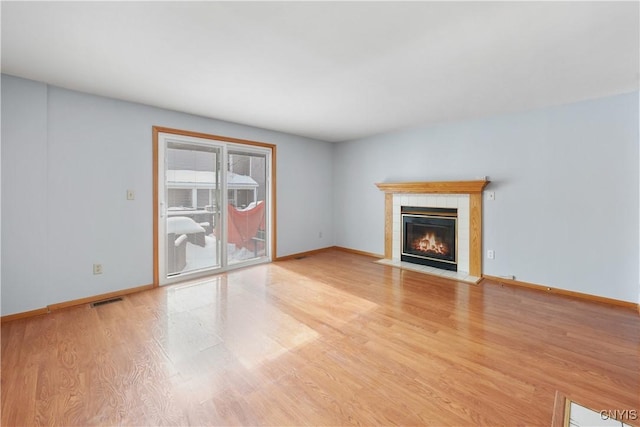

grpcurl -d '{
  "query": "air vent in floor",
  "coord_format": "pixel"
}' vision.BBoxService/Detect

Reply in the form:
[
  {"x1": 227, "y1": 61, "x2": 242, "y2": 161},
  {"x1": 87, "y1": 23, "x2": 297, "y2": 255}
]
[{"x1": 90, "y1": 297, "x2": 123, "y2": 308}]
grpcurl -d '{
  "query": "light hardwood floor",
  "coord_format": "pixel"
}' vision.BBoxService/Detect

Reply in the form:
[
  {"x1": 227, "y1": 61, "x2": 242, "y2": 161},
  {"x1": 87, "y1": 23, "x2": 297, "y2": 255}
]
[{"x1": 2, "y1": 250, "x2": 639, "y2": 426}]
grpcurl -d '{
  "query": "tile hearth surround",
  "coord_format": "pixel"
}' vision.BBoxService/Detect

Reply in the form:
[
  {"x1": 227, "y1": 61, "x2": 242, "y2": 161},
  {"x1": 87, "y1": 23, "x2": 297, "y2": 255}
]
[
  {"x1": 377, "y1": 194, "x2": 479, "y2": 284},
  {"x1": 376, "y1": 180, "x2": 489, "y2": 284}
]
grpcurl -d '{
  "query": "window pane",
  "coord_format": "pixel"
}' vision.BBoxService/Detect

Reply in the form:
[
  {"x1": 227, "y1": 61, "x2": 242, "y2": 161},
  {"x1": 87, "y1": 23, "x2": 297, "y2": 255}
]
[
  {"x1": 196, "y1": 189, "x2": 210, "y2": 209},
  {"x1": 168, "y1": 189, "x2": 192, "y2": 209}
]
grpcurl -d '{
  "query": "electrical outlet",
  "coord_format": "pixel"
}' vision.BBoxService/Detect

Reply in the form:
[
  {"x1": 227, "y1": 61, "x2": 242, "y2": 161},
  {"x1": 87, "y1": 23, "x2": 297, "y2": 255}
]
[
  {"x1": 487, "y1": 191, "x2": 495, "y2": 201},
  {"x1": 487, "y1": 250, "x2": 495, "y2": 260},
  {"x1": 126, "y1": 190, "x2": 135, "y2": 200},
  {"x1": 93, "y1": 264, "x2": 103, "y2": 275}
]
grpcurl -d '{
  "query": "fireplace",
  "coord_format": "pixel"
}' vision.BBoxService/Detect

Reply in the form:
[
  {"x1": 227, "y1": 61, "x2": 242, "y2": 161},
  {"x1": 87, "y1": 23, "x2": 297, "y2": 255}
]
[
  {"x1": 376, "y1": 180, "x2": 489, "y2": 278},
  {"x1": 401, "y1": 206, "x2": 457, "y2": 271}
]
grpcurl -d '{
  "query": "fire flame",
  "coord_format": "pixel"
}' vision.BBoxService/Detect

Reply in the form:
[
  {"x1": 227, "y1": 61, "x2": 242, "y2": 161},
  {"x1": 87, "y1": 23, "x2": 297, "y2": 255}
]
[{"x1": 412, "y1": 232, "x2": 449, "y2": 255}]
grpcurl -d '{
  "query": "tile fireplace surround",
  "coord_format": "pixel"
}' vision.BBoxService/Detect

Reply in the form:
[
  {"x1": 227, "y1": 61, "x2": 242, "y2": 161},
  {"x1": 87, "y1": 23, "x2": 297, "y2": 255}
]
[{"x1": 375, "y1": 180, "x2": 490, "y2": 284}]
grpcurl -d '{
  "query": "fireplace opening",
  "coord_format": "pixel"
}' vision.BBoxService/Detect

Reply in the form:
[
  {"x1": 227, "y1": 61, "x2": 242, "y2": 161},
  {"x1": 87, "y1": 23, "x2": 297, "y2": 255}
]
[{"x1": 401, "y1": 206, "x2": 457, "y2": 271}]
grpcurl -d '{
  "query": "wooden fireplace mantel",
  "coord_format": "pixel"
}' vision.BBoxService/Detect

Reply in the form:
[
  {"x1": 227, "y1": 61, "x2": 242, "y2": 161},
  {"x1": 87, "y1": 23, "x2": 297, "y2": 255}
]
[
  {"x1": 375, "y1": 180, "x2": 489, "y2": 194},
  {"x1": 376, "y1": 179, "x2": 490, "y2": 277}
]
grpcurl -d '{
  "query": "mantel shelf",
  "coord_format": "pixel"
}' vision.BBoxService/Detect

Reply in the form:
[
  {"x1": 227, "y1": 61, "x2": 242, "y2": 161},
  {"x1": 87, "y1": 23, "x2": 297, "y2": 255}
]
[{"x1": 375, "y1": 180, "x2": 489, "y2": 194}]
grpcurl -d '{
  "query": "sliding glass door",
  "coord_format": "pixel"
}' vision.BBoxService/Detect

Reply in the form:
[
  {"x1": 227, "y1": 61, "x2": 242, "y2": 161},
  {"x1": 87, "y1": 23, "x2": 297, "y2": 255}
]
[
  {"x1": 157, "y1": 130, "x2": 272, "y2": 285},
  {"x1": 226, "y1": 149, "x2": 268, "y2": 265}
]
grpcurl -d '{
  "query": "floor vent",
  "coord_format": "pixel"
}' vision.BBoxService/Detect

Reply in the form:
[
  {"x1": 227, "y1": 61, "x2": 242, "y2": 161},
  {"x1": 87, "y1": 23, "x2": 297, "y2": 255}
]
[
  {"x1": 90, "y1": 297, "x2": 123, "y2": 308},
  {"x1": 295, "y1": 256, "x2": 307, "y2": 260}
]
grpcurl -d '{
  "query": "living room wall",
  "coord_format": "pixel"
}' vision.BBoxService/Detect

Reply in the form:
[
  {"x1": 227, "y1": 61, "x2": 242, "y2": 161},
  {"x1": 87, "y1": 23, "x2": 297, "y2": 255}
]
[
  {"x1": 3, "y1": 75, "x2": 638, "y2": 315},
  {"x1": 1, "y1": 74, "x2": 334, "y2": 316},
  {"x1": 333, "y1": 91, "x2": 639, "y2": 304}
]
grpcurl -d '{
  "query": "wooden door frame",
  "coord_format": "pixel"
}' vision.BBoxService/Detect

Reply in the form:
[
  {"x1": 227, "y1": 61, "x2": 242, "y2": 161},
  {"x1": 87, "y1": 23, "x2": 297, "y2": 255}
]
[{"x1": 152, "y1": 126, "x2": 277, "y2": 287}]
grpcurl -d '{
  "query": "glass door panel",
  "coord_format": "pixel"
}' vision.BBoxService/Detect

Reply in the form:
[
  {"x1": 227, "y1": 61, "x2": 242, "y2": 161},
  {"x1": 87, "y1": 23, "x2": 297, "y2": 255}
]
[
  {"x1": 164, "y1": 141, "x2": 221, "y2": 277},
  {"x1": 157, "y1": 131, "x2": 271, "y2": 285},
  {"x1": 226, "y1": 150, "x2": 267, "y2": 265}
]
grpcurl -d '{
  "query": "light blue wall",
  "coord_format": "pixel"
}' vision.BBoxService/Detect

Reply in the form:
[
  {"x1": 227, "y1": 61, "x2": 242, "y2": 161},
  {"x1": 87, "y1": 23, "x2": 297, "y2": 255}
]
[
  {"x1": 2, "y1": 74, "x2": 638, "y2": 314},
  {"x1": 1, "y1": 74, "x2": 334, "y2": 316},
  {"x1": 1, "y1": 76, "x2": 49, "y2": 313},
  {"x1": 334, "y1": 92, "x2": 639, "y2": 303}
]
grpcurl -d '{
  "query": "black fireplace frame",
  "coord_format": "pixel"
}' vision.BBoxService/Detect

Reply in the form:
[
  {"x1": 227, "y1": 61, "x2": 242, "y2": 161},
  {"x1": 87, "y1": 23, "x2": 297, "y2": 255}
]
[{"x1": 401, "y1": 207, "x2": 457, "y2": 271}]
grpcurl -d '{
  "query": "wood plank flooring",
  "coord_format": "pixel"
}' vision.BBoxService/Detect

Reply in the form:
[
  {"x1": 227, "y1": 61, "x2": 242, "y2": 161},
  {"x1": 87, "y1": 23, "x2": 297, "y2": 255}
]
[{"x1": 2, "y1": 250, "x2": 639, "y2": 426}]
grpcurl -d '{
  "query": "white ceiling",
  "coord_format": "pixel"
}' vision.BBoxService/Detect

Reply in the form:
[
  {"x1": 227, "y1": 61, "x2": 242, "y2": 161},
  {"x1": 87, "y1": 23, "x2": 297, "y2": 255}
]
[{"x1": 2, "y1": 1, "x2": 638, "y2": 142}]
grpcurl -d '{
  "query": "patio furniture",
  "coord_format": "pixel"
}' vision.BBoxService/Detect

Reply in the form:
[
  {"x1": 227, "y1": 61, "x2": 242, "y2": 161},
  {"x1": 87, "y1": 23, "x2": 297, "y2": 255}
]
[
  {"x1": 167, "y1": 216, "x2": 206, "y2": 247},
  {"x1": 167, "y1": 233, "x2": 187, "y2": 274},
  {"x1": 227, "y1": 201, "x2": 265, "y2": 253}
]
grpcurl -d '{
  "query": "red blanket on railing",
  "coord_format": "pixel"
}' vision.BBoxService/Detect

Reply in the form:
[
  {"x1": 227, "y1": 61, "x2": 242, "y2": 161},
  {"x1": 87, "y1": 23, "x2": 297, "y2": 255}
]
[{"x1": 227, "y1": 201, "x2": 265, "y2": 251}]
